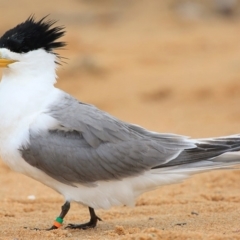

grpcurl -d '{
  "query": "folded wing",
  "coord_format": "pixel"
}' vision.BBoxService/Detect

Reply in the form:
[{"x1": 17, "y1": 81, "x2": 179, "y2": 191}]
[{"x1": 19, "y1": 93, "x2": 195, "y2": 185}]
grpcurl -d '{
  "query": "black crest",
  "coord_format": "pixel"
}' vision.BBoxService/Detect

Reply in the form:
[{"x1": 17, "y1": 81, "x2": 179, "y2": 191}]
[{"x1": 0, "y1": 16, "x2": 66, "y2": 54}]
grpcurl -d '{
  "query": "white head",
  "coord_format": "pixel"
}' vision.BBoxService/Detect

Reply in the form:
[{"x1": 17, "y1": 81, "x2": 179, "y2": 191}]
[{"x1": 0, "y1": 16, "x2": 66, "y2": 85}]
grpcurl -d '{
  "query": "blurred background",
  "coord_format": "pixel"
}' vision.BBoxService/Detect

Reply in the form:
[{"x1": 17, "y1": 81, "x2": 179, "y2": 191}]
[
  {"x1": 0, "y1": 1, "x2": 240, "y2": 238},
  {"x1": 1, "y1": 0, "x2": 240, "y2": 138}
]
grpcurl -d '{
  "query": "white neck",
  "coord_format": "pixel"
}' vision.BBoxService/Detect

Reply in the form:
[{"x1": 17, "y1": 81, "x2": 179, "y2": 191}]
[{"x1": 0, "y1": 49, "x2": 58, "y2": 135}]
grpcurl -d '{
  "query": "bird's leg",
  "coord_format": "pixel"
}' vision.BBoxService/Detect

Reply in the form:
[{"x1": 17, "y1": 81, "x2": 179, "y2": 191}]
[
  {"x1": 65, "y1": 207, "x2": 102, "y2": 230},
  {"x1": 47, "y1": 201, "x2": 71, "y2": 230}
]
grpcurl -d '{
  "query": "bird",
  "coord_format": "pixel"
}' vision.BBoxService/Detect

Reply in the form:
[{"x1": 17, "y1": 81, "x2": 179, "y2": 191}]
[{"x1": 0, "y1": 16, "x2": 240, "y2": 231}]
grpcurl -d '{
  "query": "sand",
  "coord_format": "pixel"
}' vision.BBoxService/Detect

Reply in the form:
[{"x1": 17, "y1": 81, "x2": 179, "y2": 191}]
[{"x1": 0, "y1": 1, "x2": 240, "y2": 239}]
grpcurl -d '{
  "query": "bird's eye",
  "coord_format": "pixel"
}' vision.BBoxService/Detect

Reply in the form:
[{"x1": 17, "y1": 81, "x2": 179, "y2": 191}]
[{"x1": 21, "y1": 46, "x2": 29, "y2": 53}]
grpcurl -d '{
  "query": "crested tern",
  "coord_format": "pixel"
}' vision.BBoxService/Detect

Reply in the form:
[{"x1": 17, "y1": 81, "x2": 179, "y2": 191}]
[{"x1": 0, "y1": 16, "x2": 240, "y2": 230}]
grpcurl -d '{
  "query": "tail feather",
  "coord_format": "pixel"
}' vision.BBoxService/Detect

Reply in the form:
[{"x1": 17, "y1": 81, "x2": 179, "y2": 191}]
[{"x1": 153, "y1": 135, "x2": 240, "y2": 169}]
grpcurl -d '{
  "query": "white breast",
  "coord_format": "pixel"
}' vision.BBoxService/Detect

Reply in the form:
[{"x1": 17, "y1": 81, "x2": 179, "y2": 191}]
[{"x1": 0, "y1": 72, "x2": 61, "y2": 173}]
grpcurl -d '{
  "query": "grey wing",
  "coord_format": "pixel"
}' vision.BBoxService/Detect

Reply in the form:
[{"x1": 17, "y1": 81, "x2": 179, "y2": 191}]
[{"x1": 20, "y1": 93, "x2": 195, "y2": 185}]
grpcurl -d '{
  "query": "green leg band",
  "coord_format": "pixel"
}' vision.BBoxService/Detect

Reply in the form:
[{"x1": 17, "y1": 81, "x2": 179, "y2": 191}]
[{"x1": 55, "y1": 216, "x2": 63, "y2": 224}]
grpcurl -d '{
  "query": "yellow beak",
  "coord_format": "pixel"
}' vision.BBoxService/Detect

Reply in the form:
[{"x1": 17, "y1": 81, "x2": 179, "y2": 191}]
[{"x1": 0, "y1": 58, "x2": 17, "y2": 68}]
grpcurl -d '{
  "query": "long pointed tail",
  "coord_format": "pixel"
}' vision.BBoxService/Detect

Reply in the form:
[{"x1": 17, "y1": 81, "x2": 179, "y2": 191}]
[{"x1": 153, "y1": 135, "x2": 240, "y2": 172}]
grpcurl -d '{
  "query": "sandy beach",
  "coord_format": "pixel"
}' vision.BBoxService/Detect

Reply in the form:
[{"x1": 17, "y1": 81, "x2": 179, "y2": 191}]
[{"x1": 0, "y1": 1, "x2": 240, "y2": 239}]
